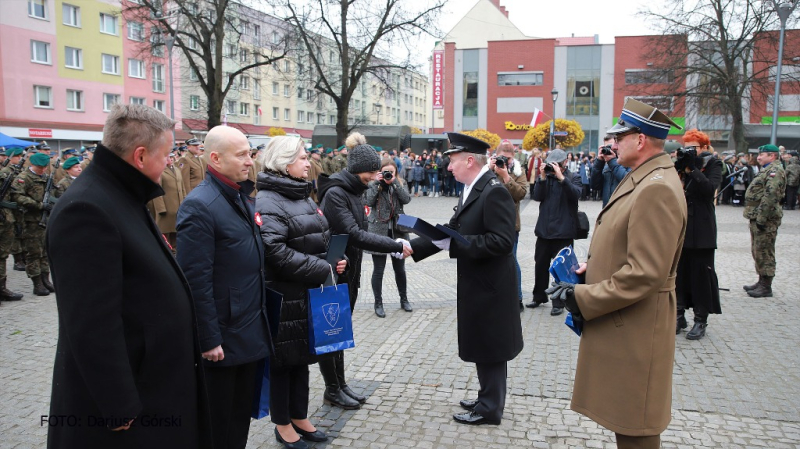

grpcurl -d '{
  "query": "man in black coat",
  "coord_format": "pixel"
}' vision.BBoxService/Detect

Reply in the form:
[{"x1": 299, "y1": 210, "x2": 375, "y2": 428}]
[
  {"x1": 410, "y1": 132, "x2": 523, "y2": 426},
  {"x1": 177, "y1": 126, "x2": 271, "y2": 449},
  {"x1": 527, "y1": 149, "x2": 583, "y2": 315},
  {"x1": 45, "y1": 104, "x2": 210, "y2": 449},
  {"x1": 315, "y1": 143, "x2": 412, "y2": 409}
]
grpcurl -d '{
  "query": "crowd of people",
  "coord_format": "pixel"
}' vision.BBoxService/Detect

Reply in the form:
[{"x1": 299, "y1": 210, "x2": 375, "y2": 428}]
[{"x1": 19, "y1": 98, "x2": 793, "y2": 449}]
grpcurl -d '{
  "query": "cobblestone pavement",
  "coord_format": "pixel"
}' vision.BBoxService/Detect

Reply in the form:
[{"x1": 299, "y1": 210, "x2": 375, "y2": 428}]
[{"x1": 1, "y1": 194, "x2": 798, "y2": 448}]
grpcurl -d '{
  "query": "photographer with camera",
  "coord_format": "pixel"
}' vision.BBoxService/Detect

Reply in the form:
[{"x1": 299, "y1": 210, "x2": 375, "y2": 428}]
[
  {"x1": 674, "y1": 130, "x2": 722, "y2": 340},
  {"x1": 491, "y1": 140, "x2": 529, "y2": 311},
  {"x1": 526, "y1": 149, "x2": 582, "y2": 315},
  {"x1": 365, "y1": 158, "x2": 413, "y2": 317},
  {"x1": 592, "y1": 135, "x2": 631, "y2": 206}
]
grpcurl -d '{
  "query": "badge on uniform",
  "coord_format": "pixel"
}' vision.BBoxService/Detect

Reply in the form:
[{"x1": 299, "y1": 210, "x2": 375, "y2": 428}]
[
  {"x1": 254, "y1": 212, "x2": 263, "y2": 226},
  {"x1": 490, "y1": 179, "x2": 499, "y2": 186},
  {"x1": 316, "y1": 208, "x2": 324, "y2": 216},
  {"x1": 364, "y1": 205, "x2": 371, "y2": 216},
  {"x1": 769, "y1": 172, "x2": 776, "y2": 177}
]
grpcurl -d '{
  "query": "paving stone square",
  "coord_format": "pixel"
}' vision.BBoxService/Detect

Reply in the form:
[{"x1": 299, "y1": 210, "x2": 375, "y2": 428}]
[{"x1": 1, "y1": 194, "x2": 798, "y2": 448}]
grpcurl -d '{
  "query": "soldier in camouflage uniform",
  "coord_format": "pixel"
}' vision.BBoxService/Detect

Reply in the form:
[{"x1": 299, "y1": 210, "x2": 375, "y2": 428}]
[
  {"x1": 0, "y1": 147, "x2": 25, "y2": 303},
  {"x1": 54, "y1": 157, "x2": 82, "y2": 198},
  {"x1": 11, "y1": 152, "x2": 55, "y2": 296},
  {"x1": 743, "y1": 144, "x2": 787, "y2": 298},
  {"x1": 332, "y1": 146, "x2": 348, "y2": 173},
  {"x1": 3, "y1": 149, "x2": 27, "y2": 271},
  {"x1": 782, "y1": 151, "x2": 800, "y2": 210},
  {"x1": 321, "y1": 147, "x2": 335, "y2": 174}
]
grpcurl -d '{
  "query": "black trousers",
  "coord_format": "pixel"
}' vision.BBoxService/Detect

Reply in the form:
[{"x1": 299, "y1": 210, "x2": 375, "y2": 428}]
[
  {"x1": 371, "y1": 254, "x2": 407, "y2": 302},
  {"x1": 473, "y1": 361, "x2": 507, "y2": 422},
  {"x1": 533, "y1": 237, "x2": 574, "y2": 305},
  {"x1": 204, "y1": 361, "x2": 259, "y2": 449},
  {"x1": 269, "y1": 363, "x2": 310, "y2": 425},
  {"x1": 786, "y1": 185, "x2": 799, "y2": 209},
  {"x1": 676, "y1": 248, "x2": 720, "y2": 323},
  {"x1": 615, "y1": 433, "x2": 661, "y2": 449}
]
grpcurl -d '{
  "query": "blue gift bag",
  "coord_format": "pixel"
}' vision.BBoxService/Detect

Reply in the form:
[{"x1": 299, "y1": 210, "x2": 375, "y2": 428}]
[
  {"x1": 307, "y1": 282, "x2": 355, "y2": 355},
  {"x1": 549, "y1": 245, "x2": 583, "y2": 337},
  {"x1": 251, "y1": 358, "x2": 270, "y2": 419}
]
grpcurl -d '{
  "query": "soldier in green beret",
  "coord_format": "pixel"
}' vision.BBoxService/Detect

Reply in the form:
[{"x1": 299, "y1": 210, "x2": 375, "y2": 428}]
[
  {"x1": 742, "y1": 144, "x2": 786, "y2": 298},
  {"x1": 321, "y1": 147, "x2": 335, "y2": 175},
  {"x1": 54, "y1": 157, "x2": 82, "y2": 198},
  {"x1": 0, "y1": 147, "x2": 25, "y2": 303},
  {"x1": 2, "y1": 148, "x2": 27, "y2": 272},
  {"x1": 12, "y1": 152, "x2": 55, "y2": 296}
]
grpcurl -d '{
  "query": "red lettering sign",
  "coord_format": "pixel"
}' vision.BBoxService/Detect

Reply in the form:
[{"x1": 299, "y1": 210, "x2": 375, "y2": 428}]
[
  {"x1": 29, "y1": 128, "x2": 52, "y2": 138},
  {"x1": 433, "y1": 51, "x2": 444, "y2": 110}
]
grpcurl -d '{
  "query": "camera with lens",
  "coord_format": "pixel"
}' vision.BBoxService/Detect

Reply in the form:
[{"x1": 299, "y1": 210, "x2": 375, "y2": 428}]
[
  {"x1": 674, "y1": 147, "x2": 697, "y2": 171},
  {"x1": 600, "y1": 145, "x2": 614, "y2": 156},
  {"x1": 381, "y1": 170, "x2": 394, "y2": 182},
  {"x1": 495, "y1": 155, "x2": 509, "y2": 169},
  {"x1": 544, "y1": 163, "x2": 555, "y2": 174}
]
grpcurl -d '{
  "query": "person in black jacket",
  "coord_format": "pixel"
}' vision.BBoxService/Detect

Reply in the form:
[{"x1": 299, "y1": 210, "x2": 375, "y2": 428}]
[
  {"x1": 316, "y1": 142, "x2": 412, "y2": 409},
  {"x1": 176, "y1": 125, "x2": 271, "y2": 449},
  {"x1": 409, "y1": 132, "x2": 522, "y2": 426},
  {"x1": 527, "y1": 149, "x2": 583, "y2": 315},
  {"x1": 675, "y1": 129, "x2": 723, "y2": 340},
  {"x1": 256, "y1": 136, "x2": 347, "y2": 448},
  {"x1": 46, "y1": 104, "x2": 210, "y2": 449}
]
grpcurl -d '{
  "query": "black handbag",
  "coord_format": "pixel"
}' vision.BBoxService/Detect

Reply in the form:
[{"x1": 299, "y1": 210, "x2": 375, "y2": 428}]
[{"x1": 576, "y1": 211, "x2": 590, "y2": 240}]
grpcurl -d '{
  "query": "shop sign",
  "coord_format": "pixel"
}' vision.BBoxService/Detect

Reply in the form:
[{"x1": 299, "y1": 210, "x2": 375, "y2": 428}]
[
  {"x1": 29, "y1": 128, "x2": 53, "y2": 138},
  {"x1": 433, "y1": 51, "x2": 444, "y2": 110},
  {"x1": 504, "y1": 121, "x2": 532, "y2": 131}
]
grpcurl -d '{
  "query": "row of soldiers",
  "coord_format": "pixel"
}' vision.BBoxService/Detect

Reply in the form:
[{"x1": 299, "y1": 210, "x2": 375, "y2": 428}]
[{"x1": 0, "y1": 142, "x2": 91, "y2": 303}]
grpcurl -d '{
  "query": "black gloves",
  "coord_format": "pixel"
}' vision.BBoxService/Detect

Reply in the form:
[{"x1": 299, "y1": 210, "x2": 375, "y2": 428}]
[
  {"x1": 41, "y1": 201, "x2": 53, "y2": 212},
  {"x1": 684, "y1": 152, "x2": 696, "y2": 171},
  {"x1": 545, "y1": 281, "x2": 581, "y2": 317}
]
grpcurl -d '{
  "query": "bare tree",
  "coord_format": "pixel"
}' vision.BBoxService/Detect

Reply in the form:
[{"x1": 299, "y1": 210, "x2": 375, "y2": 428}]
[
  {"x1": 269, "y1": 0, "x2": 446, "y2": 145},
  {"x1": 638, "y1": 0, "x2": 800, "y2": 151},
  {"x1": 123, "y1": 0, "x2": 290, "y2": 129}
]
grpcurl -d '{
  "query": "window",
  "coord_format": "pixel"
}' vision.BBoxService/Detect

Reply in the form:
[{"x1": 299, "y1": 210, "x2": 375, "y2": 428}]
[
  {"x1": 239, "y1": 48, "x2": 248, "y2": 63},
  {"x1": 188, "y1": 36, "x2": 197, "y2": 50},
  {"x1": 240, "y1": 103, "x2": 249, "y2": 116},
  {"x1": 240, "y1": 20, "x2": 250, "y2": 36},
  {"x1": 66, "y1": 89, "x2": 83, "y2": 111},
  {"x1": 28, "y1": 0, "x2": 46, "y2": 19},
  {"x1": 307, "y1": 90, "x2": 313, "y2": 101},
  {"x1": 329, "y1": 115, "x2": 336, "y2": 125},
  {"x1": 128, "y1": 59, "x2": 145, "y2": 78},
  {"x1": 130, "y1": 97, "x2": 146, "y2": 105},
  {"x1": 307, "y1": 112, "x2": 314, "y2": 123},
  {"x1": 190, "y1": 95, "x2": 200, "y2": 110},
  {"x1": 189, "y1": 67, "x2": 198, "y2": 81},
  {"x1": 62, "y1": 3, "x2": 80, "y2": 27},
  {"x1": 253, "y1": 79, "x2": 261, "y2": 100},
  {"x1": 318, "y1": 113, "x2": 324, "y2": 124},
  {"x1": 226, "y1": 44, "x2": 236, "y2": 58},
  {"x1": 284, "y1": 84, "x2": 290, "y2": 97},
  {"x1": 625, "y1": 69, "x2": 674, "y2": 85},
  {"x1": 254, "y1": 24, "x2": 260, "y2": 40},
  {"x1": 463, "y1": 71, "x2": 478, "y2": 117},
  {"x1": 152, "y1": 63, "x2": 165, "y2": 92},
  {"x1": 127, "y1": 21, "x2": 143, "y2": 41},
  {"x1": 329, "y1": 51, "x2": 335, "y2": 63},
  {"x1": 99, "y1": 13, "x2": 118, "y2": 35},
  {"x1": 64, "y1": 47, "x2": 82, "y2": 70},
  {"x1": 272, "y1": 82, "x2": 279, "y2": 95},
  {"x1": 272, "y1": 31, "x2": 280, "y2": 44},
  {"x1": 226, "y1": 100, "x2": 236, "y2": 114},
  {"x1": 101, "y1": 54, "x2": 120, "y2": 75},
  {"x1": 240, "y1": 76, "x2": 249, "y2": 90},
  {"x1": 254, "y1": 104, "x2": 261, "y2": 125},
  {"x1": 272, "y1": 107, "x2": 279, "y2": 120},
  {"x1": 34, "y1": 85, "x2": 52, "y2": 108},
  {"x1": 284, "y1": 108, "x2": 290, "y2": 121},
  {"x1": 298, "y1": 87, "x2": 304, "y2": 99},
  {"x1": 297, "y1": 110, "x2": 304, "y2": 122},
  {"x1": 151, "y1": 28, "x2": 163, "y2": 57},
  {"x1": 153, "y1": 99, "x2": 165, "y2": 113},
  {"x1": 284, "y1": 60, "x2": 290, "y2": 72},
  {"x1": 103, "y1": 93, "x2": 120, "y2": 111},
  {"x1": 30, "y1": 40, "x2": 51, "y2": 64}
]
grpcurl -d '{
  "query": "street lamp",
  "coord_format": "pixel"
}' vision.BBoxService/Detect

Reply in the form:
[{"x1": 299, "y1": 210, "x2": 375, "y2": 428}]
[
  {"x1": 769, "y1": 0, "x2": 799, "y2": 145},
  {"x1": 550, "y1": 88, "x2": 559, "y2": 150}
]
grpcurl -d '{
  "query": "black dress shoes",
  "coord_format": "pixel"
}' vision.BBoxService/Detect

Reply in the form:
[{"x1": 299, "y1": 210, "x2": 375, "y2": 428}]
[
  {"x1": 274, "y1": 427, "x2": 309, "y2": 449},
  {"x1": 323, "y1": 386, "x2": 361, "y2": 409},
  {"x1": 550, "y1": 307, "x2": 564, "y2": 316},
  {"x1": 291, "y1": 423, "x2": 328, "y2": 442},
  {"x1": 453, "y1": 411, "x2": 500, "y2": 425},
  {"x1": 526, "y1": 301, "x2": 543, "y2": 309},
  {"x1": 341, "y1": 385, "x2": 367, "y2": 404},
  {"x1": 459, "y1": 399, "x2": 478, "y2": 410}
]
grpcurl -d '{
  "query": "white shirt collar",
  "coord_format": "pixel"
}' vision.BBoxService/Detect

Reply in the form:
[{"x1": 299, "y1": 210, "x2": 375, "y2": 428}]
[{"x1": 462, "y1": 164, "x2": 490, "y2": 203}]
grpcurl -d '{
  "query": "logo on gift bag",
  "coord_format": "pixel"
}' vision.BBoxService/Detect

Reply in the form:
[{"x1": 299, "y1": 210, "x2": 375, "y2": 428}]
[{"x1": 322, "y1": 303, "x2": 340, "y2": 327}]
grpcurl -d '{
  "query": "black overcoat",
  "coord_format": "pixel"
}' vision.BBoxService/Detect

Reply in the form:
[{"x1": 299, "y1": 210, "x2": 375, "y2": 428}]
[
  {"x1": 45, "y1": 145, "x2": 210, "y2": 449},
  {"x1": 411, "y1": 170, "x2": 523, "y2": 363},
  {"x1": 682, "y1": 153, "x2": 723, "y2": 249}
]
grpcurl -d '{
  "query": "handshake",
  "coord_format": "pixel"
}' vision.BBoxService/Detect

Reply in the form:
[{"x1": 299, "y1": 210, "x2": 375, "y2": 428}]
[{"x1": 391, "y1": 238, "x2": 414, "y2": 259}]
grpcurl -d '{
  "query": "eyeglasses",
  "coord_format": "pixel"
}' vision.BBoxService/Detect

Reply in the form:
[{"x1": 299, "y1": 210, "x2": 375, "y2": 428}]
[{"x1": 613, "y1": 129, "x2": 642, "y2": 143}]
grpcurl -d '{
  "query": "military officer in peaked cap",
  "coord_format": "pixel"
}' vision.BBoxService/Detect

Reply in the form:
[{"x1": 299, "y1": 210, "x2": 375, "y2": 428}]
[
  {"x1": 742, "y1": 144, "x2": 786, "y2": 298},
  {"x1": 546, "y1": 98, "x2": 687, "y2": 448},
  {"x1": 178, "y1": 138, "x2": 207, "y2": 194},
  {"x1": 410, "y1": 132, "x2": 522, "y2": 426},
  {"x1": 80, "y1": 144, "x2": 96, "y2": 170}
]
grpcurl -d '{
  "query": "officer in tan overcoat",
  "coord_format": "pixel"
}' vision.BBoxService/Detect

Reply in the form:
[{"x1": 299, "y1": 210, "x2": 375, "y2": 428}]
[
  {"x1": 178, "y1": 138, "x2": 206, "y2": 194},
  {"x1": 548, "y1": 99, "x2": 688, "y2": 449},
  {"x1": 147, "y1": 151, "x2": 185, "y2": 251}
]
